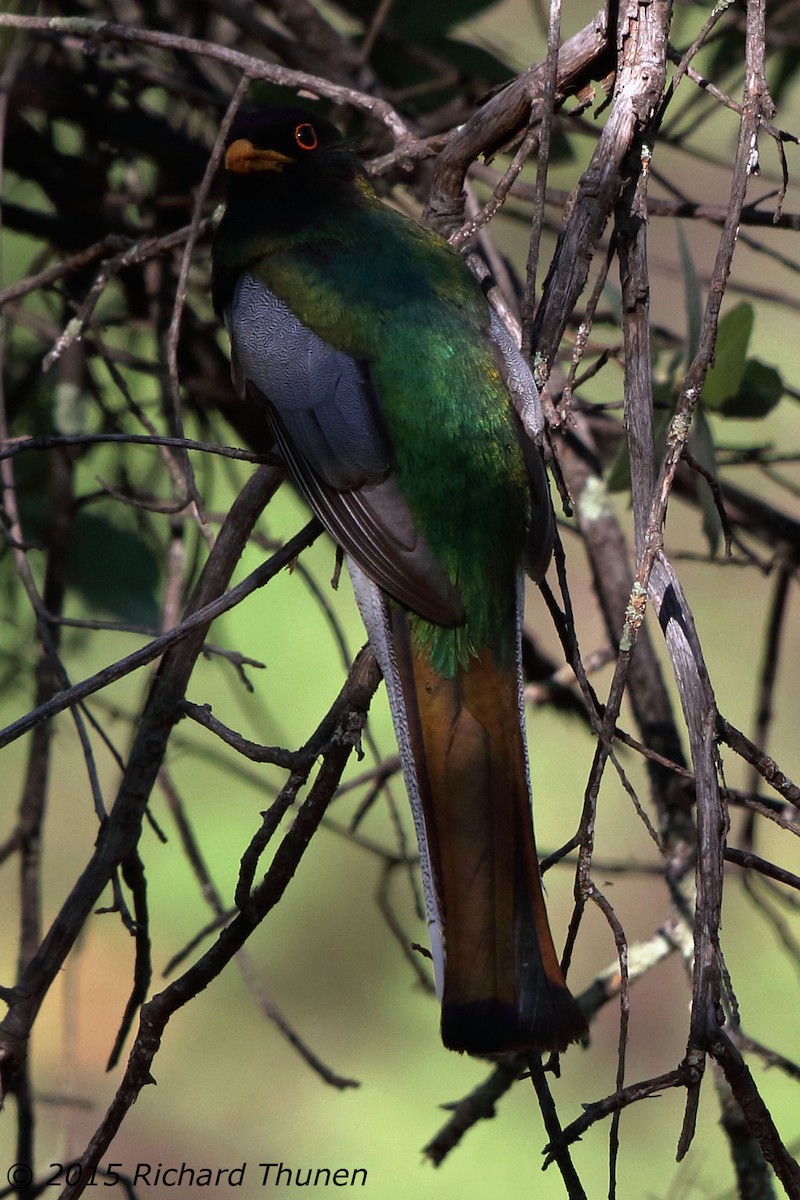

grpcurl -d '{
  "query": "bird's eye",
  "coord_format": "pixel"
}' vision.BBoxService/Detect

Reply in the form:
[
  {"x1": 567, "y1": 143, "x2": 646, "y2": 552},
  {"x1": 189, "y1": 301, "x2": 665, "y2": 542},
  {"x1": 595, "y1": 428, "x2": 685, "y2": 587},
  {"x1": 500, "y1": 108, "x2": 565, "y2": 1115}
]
[{"x1": 294, "y1": 123, "x2": 318, "y2": 151}]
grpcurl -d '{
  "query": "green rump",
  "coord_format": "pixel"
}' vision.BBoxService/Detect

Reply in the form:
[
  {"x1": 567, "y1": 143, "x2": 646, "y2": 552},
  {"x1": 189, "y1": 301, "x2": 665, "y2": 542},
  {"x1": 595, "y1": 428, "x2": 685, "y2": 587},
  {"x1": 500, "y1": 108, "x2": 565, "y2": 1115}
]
[{"x1": 220, "y1": 185, "x2": 529, "y2": 676}]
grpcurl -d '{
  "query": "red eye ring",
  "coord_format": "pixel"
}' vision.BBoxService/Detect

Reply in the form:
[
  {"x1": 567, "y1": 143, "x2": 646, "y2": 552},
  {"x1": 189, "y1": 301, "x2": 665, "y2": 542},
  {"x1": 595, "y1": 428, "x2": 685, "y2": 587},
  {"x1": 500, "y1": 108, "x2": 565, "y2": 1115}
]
[{"x1": 294, "y1": 122, "x2": 318, "y2": 151}]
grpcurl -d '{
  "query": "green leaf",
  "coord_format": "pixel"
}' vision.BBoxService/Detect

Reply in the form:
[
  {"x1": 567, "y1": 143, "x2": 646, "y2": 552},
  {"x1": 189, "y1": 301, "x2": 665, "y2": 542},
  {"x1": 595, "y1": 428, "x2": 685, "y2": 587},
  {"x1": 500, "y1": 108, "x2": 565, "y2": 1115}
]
[
  {"x1": 432, "y1": 36, "x2": 514, "y2": 83},
  {"x1": 689, "y1": 406, "x2": 722, "y2": 555},
  {"x1": 68, "y1": 512, "x2": 161, "y2": 625},
  {"x1": 606, "y1": 387, "x2": 675, "y2": 495},
  {"x1": 771, "y1": 47, "x2": 800, "y2": 105},
  {"x1": 365, "y1": 36, "x2": 511, "y2": 112},
  {"x1": 715, "y1": 358, "x2": 783, "y2": 419},
  {"x1": 677, "y1": 224, "x2": 702, "y2": 363},
  {"x1": 343, "y1": 0, "x2": 503, "y2": 39},
  {"x1": 606, "y1": 437, "x2": 631, "y2": 494},
  {"x1": 702, "y1": 302, "x2": 754, "y2": 410}
]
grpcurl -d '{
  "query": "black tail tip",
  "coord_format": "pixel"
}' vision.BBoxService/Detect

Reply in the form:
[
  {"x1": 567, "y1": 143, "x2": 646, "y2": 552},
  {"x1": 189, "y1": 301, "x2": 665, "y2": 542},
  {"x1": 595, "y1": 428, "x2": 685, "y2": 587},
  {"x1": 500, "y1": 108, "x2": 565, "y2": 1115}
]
[{"x1": 441, "y1": 992, "x2": 587, "y2": 1056}]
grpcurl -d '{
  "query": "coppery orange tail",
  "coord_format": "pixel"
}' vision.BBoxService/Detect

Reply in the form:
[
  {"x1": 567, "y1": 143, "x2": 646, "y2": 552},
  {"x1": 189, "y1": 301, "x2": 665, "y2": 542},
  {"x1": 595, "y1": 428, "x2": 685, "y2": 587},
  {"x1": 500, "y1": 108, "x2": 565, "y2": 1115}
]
[{"x1": 351, "y1": 561, "x2": 586, "y2": 1055}]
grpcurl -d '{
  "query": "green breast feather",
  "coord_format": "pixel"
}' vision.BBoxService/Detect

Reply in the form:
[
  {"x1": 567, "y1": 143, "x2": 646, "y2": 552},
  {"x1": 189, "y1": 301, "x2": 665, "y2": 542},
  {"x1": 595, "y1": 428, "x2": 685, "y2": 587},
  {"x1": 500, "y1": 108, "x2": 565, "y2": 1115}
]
[{"x1": 229, "y1": 188, "x2": 529, "y2": 674}]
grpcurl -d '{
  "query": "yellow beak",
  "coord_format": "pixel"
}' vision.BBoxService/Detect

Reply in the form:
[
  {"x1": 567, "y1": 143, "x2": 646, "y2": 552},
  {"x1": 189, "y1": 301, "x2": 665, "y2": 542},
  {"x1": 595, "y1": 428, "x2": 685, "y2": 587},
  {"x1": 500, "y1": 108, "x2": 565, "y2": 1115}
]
[{"x1": 225, "y1": 139, "x2": 294, "y2": 174}]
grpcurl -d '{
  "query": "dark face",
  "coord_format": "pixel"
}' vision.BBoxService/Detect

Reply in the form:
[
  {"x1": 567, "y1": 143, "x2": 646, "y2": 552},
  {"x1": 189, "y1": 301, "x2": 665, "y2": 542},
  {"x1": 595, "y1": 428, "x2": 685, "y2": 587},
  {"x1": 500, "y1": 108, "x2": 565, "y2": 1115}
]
[{"x1": 224, "y1": 106, "x2": 346, "y2": 177}]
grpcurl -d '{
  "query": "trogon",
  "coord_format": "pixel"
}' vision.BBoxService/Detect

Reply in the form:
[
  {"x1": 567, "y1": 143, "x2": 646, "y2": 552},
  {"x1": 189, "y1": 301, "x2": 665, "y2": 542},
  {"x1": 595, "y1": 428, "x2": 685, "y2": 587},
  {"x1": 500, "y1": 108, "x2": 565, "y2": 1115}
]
[{"x1": 211, "y1": 104, "x2": 586, "y2": 1055}]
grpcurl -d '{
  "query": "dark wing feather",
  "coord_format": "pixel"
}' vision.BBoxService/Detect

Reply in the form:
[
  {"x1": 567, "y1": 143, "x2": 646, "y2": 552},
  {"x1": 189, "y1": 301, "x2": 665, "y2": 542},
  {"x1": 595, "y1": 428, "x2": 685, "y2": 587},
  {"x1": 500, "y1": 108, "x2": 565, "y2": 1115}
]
[
  {"x1": 226, "y1": 273, "x2": 464, "y2": 626},
  {"x1": 229, "y1": 273, "x2": 388, "y2": 487}
]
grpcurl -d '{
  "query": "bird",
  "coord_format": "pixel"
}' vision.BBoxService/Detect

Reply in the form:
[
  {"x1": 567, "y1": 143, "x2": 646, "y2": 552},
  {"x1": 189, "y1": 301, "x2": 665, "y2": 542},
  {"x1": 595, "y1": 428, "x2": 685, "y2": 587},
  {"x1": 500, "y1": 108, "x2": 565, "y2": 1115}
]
[{"x1": 211, "y1": 104, "x2": 587, "y2": 1055}]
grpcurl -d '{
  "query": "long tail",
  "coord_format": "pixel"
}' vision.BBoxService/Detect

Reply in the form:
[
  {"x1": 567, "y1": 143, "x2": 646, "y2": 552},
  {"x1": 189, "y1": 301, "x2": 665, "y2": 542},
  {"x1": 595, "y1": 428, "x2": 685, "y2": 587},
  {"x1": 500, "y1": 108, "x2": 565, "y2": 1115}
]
[{"x1": 349, "y1": 562, "x2": 586, "y2": 1055}]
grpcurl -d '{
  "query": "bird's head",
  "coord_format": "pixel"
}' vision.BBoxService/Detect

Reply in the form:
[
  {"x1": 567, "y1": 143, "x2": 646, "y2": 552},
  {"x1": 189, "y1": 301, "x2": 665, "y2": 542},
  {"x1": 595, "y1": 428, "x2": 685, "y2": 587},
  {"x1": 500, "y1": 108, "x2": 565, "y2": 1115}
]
[
  {"x1": 213, "y1": 105, "x2": 366, "y2": 300},
  {"x1": 223, "y1": 105, "x2": 358, "y2": 193}
]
